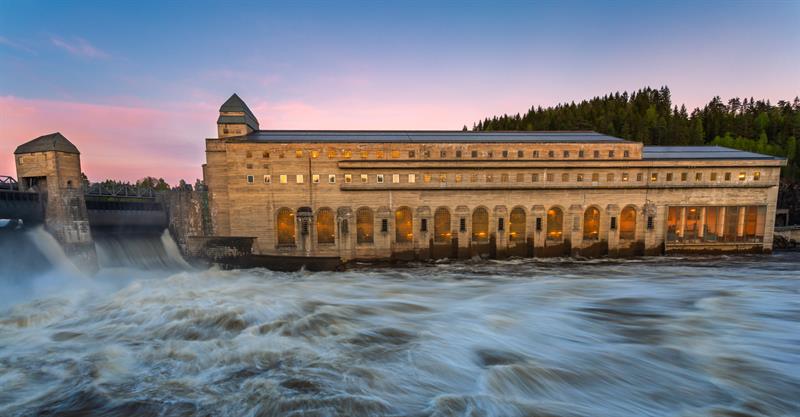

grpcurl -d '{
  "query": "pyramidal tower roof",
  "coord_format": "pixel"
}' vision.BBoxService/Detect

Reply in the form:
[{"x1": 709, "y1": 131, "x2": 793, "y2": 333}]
[
  {"x1": 15, "y1": 132, "x2": 80, "y2": 154},
  {"x1": 218, "y1": 93, "x2": 259, "y2": 130}
]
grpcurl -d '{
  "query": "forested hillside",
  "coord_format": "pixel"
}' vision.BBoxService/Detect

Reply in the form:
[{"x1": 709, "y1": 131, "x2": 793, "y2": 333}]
[{"x1": 470, "y1": 87, "x2": 800, "y2": 179}]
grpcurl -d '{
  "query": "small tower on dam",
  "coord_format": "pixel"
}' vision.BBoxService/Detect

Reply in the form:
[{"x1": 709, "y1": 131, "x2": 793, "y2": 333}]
[
  {"x1": 15, "y1": 132, "x2": 97, "y2": 271},
  {"x1": 217, "y1": 93, "x2": 259, "y2": 138}
]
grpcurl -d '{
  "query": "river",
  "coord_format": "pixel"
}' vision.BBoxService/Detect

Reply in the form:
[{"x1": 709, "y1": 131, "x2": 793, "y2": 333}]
[{"x1": 0, "y1": 229, "x2": 798, "y2": 416}]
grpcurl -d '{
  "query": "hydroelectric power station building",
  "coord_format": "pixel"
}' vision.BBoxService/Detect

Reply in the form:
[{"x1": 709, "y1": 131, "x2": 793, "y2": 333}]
[{"x1": 201, "y1": 94, "x2": 786, "y2": 262}]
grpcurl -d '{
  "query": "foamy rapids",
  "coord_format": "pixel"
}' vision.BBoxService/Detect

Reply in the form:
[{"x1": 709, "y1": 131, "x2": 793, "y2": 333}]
[{"x1": 0, "y1": 229, "x2": 799, "y2": 416}]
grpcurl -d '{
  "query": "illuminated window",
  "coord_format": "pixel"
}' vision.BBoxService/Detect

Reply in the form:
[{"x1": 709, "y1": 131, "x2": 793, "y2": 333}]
[
  {"x1": 439, "y1": 174, "x2": 447, "y2": 182},
  {"x1": 344, "y1": 150, "x2": 352, "y2": 159},
  {"x1": 753, "y1": 171, "x2": 760, "y2": 180},
  {"x1": 395, "y1": 207, "x2": 413, "y2": 243},
  {"x1": 296, "y1": 174, "x2": 304, "y2": 184},
  {"x1": 328, "y1": 174, "x2": 336, "y2": 184},
  {"x1": 472, "y1": 207, "x2": 489, "y2": 242},
  {"x1": 376, "y1": 150, "x2": 384, "y2": 159},
  {"x1": 280, "y1": 175, "x2": 288, "y2": 184},
  {"x1": 391, "y1": 150, "x2": 400, "y2": 158},
  {"x1": 651, "y1": 173, "x2": 658, "y2": 182},
  {"x1": 377, "y1": 174, "x2": 384, "y2": 183},
  {"x1": 423, "y1": 174, "x2": 431, "y2": 183},
  {"x1": 312, "y1": 174, "x2": 320, "y2": 183},
  {"x1": 546, "y1": 207, "x2": 563, "y2": 240},
  {"x1": 276, "y1": 208, "x2": 295, "y2": 246},
  {"x1": 583, "y1": 207, "x2": 600, "y2": 240},
  {"x1": 356, "y1": 207, "x2": 374, "y2": 244},
  {"x1": 738, "y1": 172, "x2": 746, "y2": 181},
  {"x1": 695, "y1": 172, "x2": 702, "y2": 181},
  {"x1": 296, "y1": 150, "x2": 303, "y2": 158},
  {"x1": 360, "y1": 150, "x2": 369, "y2": 159},
  {"x1": 360, "y1": 174, "x2": 368, "y2": 183},
  {"x1": 532, "y1": 173, "x2": 539, "y2": 182},
  {"x1": 455, "y1": 174, "x2": 463, "y2": 183},
  {"x1": 246, "y1": 175, "x2": 254, "y2": 184},
  {"x1": 392, "y1": 174, "x2": 400, "y2": 183},
  {"x1": 328, "y1": 150, "x2": 337, "y2": 158},
  {"x1": 576, "y1": 174, "x2": 584, "y2": 182},
  {"x1": 316, "y1": 208, "x2": 335, "y2": 244},
  {"x1": 509, "y1": 207, "x2": 526, "y2": 242},
  {"x1": 311, "y1": 150, "x2": 319, "y2": 159},
  {"x1": 344, "y1": 174, "x2": 352, "y2": 183},
  {"x1": 434, "y1": 207, "x2": 451, "y2": 243},
  {"x1": 408, "y1": 174, "x2": 416, "y2": 183},
  {"x1": 264, "y1": 175, "x2": 271, "y2": 184},
  {"x1": 622, "y1": 173, "x2": 629, "y2": 182},
  {"x1": 620, "y1": 206, "x2": 636, "y2": 240}
]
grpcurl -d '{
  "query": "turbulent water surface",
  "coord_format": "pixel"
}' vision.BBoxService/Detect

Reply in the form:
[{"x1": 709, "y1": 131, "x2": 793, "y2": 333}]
[{"x1": 1, "y1": 231, "x2": 799, "y2": 417}]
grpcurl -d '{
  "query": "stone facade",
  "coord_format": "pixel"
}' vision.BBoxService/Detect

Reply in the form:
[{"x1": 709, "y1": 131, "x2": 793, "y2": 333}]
[{"x1": 203, "y1": 96, "x2": 785, "y2": 262}]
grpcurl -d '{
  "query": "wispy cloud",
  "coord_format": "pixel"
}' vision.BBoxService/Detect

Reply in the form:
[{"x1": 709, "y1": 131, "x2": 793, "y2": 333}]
[
  {"x1": 50, "y1": 36, "x2": 109, "y2": 58},
  {"x1": 0, "y1": 36, "x2": 35, "y2": 54}
]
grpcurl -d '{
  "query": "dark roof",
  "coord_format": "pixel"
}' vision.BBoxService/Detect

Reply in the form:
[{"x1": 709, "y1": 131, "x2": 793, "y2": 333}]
[
  {"x1": 237, "y1": 130, "x2": 630, "y2": 143},
  {"x1": 642, "y1": 146, "x2": 785, "y2": 161},
  {"x1": 15, "y1": 132, "x2": 80, "y2": 154},
  {"x1": 218, "y1": 93, "x2": 259, "y2": 130}
]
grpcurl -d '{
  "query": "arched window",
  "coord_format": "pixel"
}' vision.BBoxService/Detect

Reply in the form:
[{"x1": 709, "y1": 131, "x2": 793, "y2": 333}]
[
  {"x1": 395, "y1": 206, "x2": 413, "y2": 243},
  {"x1": 276, "y1": 208, "x2": 295, "y2": 245},
  {"x1": 509, "y1": 207, "x2": 526, "y2": 242},
  {"x1": 584, "y1": 206, "x2": 600, "y2": 240},
  {"x1": 620, "y1": 206, "x2": 636, "y2": 240},
  {"x1": 316, "y1": 208, "x2": 335, "y2": 244},
  {"x1": 434, "y1": 207, "x2": 451, "y2": 243},
  {"x1": 356, "y1": 207, "x2": 374, "y2": 244},
  {"x1": 472, "y1": 207, "x2": 489, "y2": 242},
  {"x1": 547, "y1": 207, "x2": 563, "y2": 240}
]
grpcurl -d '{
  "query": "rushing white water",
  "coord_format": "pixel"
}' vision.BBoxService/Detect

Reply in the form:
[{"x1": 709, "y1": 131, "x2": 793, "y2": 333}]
[{"x1": 0, "y1": 233, "x2": 799, "y2": 416}]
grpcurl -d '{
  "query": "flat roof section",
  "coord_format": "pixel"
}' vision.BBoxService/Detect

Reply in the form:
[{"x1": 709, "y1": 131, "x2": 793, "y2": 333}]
[
  {"x1": 238, "y1": 130, "x2": 631, "y2": 143},
  {"x1": 643, "y1": 146, "x2": 785, "y2": 161}
]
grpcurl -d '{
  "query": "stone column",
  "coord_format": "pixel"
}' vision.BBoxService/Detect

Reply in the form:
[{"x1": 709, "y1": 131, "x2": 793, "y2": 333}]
[
  {"x1": 678, "y1": 207, "x2": 686, "y2": 241},
  {"x1": 718, "y1": 207, "x2": 726, "y2": 239},
  {"x1": 698, "y1": 207, "x2": 706, "y2": 240},
  {"x1": 569, "y1": 204, "x2": 583, "y2": 256},
  {"x1": 737, "y1": 206, "x2": 745, "y2": 238},
  {"x1": 606, "y1": 204, "x2": 620, "y2": 256}
]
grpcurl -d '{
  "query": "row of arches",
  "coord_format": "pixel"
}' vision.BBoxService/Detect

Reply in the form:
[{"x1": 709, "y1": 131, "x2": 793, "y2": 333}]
[{"x1": 275, "y1": 205, "x2": 639, "y2": 246}]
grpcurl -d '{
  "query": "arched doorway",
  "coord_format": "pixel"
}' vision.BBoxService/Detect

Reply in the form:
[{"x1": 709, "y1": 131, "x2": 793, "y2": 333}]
[
  {"x1": 620, "y1": 206, "x2": 636, "y2": 240},
  {"x1": 546, "y1": 207, "x2": 563, "y2": 240},
  {"x1": 356, "y1": 207, "x2": 374, "y2": 244},
  {"x1": 434, "y1": 207, "x2": 451, "y2": 243},
  {"x1": 395, "y1": 206, "x2": 413, "y2": 243},
  {"x1": 316, "y1": 207, "x2": 335, "y2": 244},
  {"x1": 472, "y1": 207, "x2": 489, "y2": 242},
  {"x1": 509, "y1": 207, "x2": 526, "y2": 242},
  {"x1": 276, "y1": 207, "x2": 295, "y2": 246},
  {"x1": 584, "y1": 206, "x2": 600, "y2": 240}
]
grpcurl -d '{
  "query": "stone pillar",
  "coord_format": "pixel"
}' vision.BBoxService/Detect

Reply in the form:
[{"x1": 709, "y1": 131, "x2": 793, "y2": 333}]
[
  {"x1": 455, "y1": 205, "x2": 470, "y2": 259},
  {"x1": 737, "y1": 206, "x2": 745, "y2": 238},
  {"x1": 493, "y1": 205, "x2": 507, "y2": 258},
  {"x1": 606, "y1": 204, "x2": 620, "y2": 256},
  {"x1": 532, "y1": 205, "x2": 545, "y2": 257},
  {"x1": 678, "y1": 207, "x2": 686, "y2": 241},
  {"x1": 718, "y1": 207, "x2": 726, "y2": 239},
  {"x1": 569, "y1": 204, "x2": 583, "y2": 256},
  {"x1": 698, "y1": 207, "x2": 706, "y2": 240}
]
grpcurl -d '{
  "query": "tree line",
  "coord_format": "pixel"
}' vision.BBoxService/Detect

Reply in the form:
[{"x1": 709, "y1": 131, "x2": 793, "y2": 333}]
[{"x1": 469, "y1": 86, "x2": 800, "y2": 179}]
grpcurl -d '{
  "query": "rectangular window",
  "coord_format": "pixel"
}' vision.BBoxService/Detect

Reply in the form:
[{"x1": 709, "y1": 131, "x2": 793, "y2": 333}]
[
  {"x1": 592, "y1": 173, "x2": 600, "y2": 182},
  {"x1": 536, "y1": 217, "x2": 542, "y2": 231},
  {"x1": 246, "y1": 163, "x2": 253, "y2": 169},
  {"x1": 311, "y1": 150, "x2": 319, "y2": 159},
  {"x1": 753, "y1": 171, "x2": 760, "y2": 181},
  {"x1": 487, "y1": 151, "x2": 494, "y2": 158},
  {"x1": 456, "y1": 150, "x2": 463, "y2": 158},
  {"x1": 421, "y1": 218, "x2": 428, "y2": 232},
  {"x1": 280, "y1": 174, "x2": 288, "y2": 184},
  {"x1": 579, "y1": 150, "x2": 585, "y2": 158},
  {"x1": 296, "y1": 174, "x2": 304, "y2": 184},
  {"x1": 607, "y1": 173, "x2": 614, "y2": 182},
  {"x1": 392, "y1": 174, "x2": 400, "y2": 183},
  {"x1": 547, "y1": 173, "x2": 554, "y2": 182},
  {"x1": 361, "y1": 174, "x2": 368, "y2": 183},
  {"x1": 651, "y1": 173, "x2": 658, "y2": 182},
  {"x1": 312, "y1": 174, "x2": 320, "y2": 183},
  {"x1": 423, "y1": 150, "x2": 431, "y2": 158},
  {"x1": 666, "y1": 173, "x2": 673, "y2": 182},
  {"x1": 533, "y1": 150, "x2": 540, "y2": 158},
  {"x1": 516, "y1": 173, "x2": 524, "y2": 182},
  {"x1": 328, "y1": 174, "x2": 336, "y2": 184},
  {"x1": 471, "y1": 150, "x2": 478, "y2": 158},
  {"x1": 610, "y1": 217, "x2": 617, "y2": 230},
  {"x1": 439, "y1": 174, "x2": 447, "y2": 183},
  {"x1": 624, "y1": 150, "x2": 630, "y2": 158},
  {"x1": 622, "y1": 173, "x2": 629, "y2": 182},
  {"x1": 637, "y1": 173, "x2": 643, "y2": 182},
  {"x1": 264, "y1": 175, "x2": 271, "y2": 184},
  {"x1": 593, "y1": 150, "x2": 600, "y2": 158},
  {"x1": 295, "y1": 150, "x2": 303, "y2": 158},
  {"x1": 498, "y1": 217, "x2": 505, "y2": 231},
  {"x1": 460, "y1": 218, "x2": 466, "y2": 232},
  {"x1": 440, "y1": 150, "x2": 447, "y2": 158},
  {"x1": 408, "y1": 174, "x2": 416, "y2": 183},
  {"x1": 679, "y1": 172, "x2": 686, "y2": 181},
  {"x1": 278, "y1": 151, "x2": 285, "y2": 158},
  {"x1": 391, "y1": 150, "x2": 400, "y2": 158},
  {"x1": 711, "y1": 172, "x2": 718, "y2": 181},
  {"x1": 470, "y1": 174, "x2": 478, "y2": 182},
  {"x1": 576, "y1": 174, "x2": 584, "y2": 182},
  {"x1": 328, "y1": 150, "x2": 337, "y2": 158},
  {"x1": 262, "y1": 163, "x2": 269, "y2": 169},
  {"x1": 548, "y1": 150, "x2": 555, "y2": 158},
  {"x1": 486, "y1": 174, "x2": 493, "y2": 183},
  {"x1": 501, "y1": 173, "x2": 509, "y2": 182},
  {"x1": 344, "y1": 174, "x2": 352, "y2": 183},
  {"x1": 246, "y1": 151, "x2": 252, "y2": 158},
  {"x1": 647, "y1": 216, "x2": 654, "y2": 229},
  {"x1": 381, "y1": 219, "x2": 388, "y2": 233},
  {"x1": 532, "y1": 173, "x2": 539, "y2": 182},
  {"x1": 377, "y1": 174, "x2": 384, "y2": 183},
  {"x1": 562, "y1": 173, "x2": 569, "y2": 182},
  {"x1": 343, "y1": 150, "x2": 352, "y2": 159},
  {"x1": 263, "y1": 151, "x2": 270, "y2": 158},
  {"x1": 563, "y1": 150, "x2": 570, "y2": 158},
  {"x1": 608, "y1": 150, "x2": 615, "y2": 158},
  {"x1": 738, "y1": 172, "x2": 746, "y2": 181},
  {"x1": 517, "y1": 150, "x2": 524, "y2": 158},
  {"x1": 374, "y1": 150, "x2": 384, "y2": 159},
  {"x1": 502, "y1": 150, "x2": 509, "y2": 158},
  {"x1": 455, "y1": 174, "x2": 463, "y2": 183},
  {"x1": 695, "y1": 172, "x2": 702, "y2": 181},
  {"x1": 423, "y1": 174, "x2": 431, "y2": 183},
  {"x1": 724, "y1": 172, "x2": 731, "y2": 181},
  {"x1": 360, "y1": 150, "x2": 369, "y2": 159},
  {"x1": 246, "y1": 175, "x2": 254, "y2": 184},
  {"x1": 408, "y1": 150, "x2": 416, "y2": 158}
]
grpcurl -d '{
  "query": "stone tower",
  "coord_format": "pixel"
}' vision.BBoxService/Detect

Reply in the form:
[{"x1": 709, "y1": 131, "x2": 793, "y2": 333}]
[
  {"x1": 217, "y1": 93, "x2": 259, "y2": 138},
  {"x1": 15, "y1": 132, "x2": 97, "y2": 272}
]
